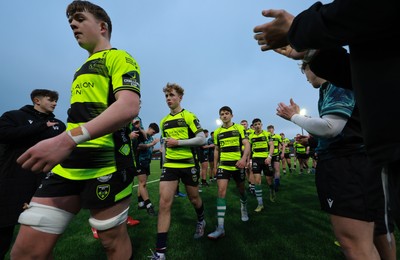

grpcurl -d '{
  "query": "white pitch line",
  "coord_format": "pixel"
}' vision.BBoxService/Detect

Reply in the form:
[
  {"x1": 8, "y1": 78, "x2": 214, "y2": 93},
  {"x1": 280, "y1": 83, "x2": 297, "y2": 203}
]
[{"x1": 132, "y1": 178, "x2": 160, "y2": 188}]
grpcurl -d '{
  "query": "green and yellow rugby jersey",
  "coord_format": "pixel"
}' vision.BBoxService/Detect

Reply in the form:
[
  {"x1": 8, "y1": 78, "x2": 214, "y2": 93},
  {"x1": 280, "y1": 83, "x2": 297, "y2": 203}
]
[
  {"x1": 53, "y1": 49, "x2": 140, "y2": 180},
  {"x1": 249, "y1": 130, "x2": 271, "y2": 158},
  {"x1": 160, "y1": 109, "x2": 203, "y2": 168},
  {"x1": 241, "y1": 128, "x2": 253, "y2": 152},
  {"x1": 294, "y1": 141, "x2": 307, "y2": 154},
  {"x1": 214, "y1": 123, "x2": 247, "y2": 171},
  {"x1": 245, "y1": 128, "x2": 254, "y2": 136},
  {"x1": 283, "y1": 137, "x2": 291, "y2": 154},
  {"x1": 271, "y1": 133, "x2": 283, "y2": 156}
]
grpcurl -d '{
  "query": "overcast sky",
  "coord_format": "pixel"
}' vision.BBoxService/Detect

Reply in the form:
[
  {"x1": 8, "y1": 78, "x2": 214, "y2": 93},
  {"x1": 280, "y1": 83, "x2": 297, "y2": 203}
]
[{"x1": 1, "y1": 0, "x2": 330, "y2": 140}]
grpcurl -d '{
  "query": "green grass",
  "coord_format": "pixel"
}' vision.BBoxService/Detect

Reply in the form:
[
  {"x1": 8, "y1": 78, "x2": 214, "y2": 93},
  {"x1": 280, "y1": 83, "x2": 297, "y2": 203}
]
[{"x1": 6, "y1": 160, "x2": 398, "y2": 259}]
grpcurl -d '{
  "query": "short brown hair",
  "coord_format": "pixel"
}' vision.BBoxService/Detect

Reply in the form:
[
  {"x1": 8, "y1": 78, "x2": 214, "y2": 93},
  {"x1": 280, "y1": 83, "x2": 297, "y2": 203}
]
[
  {"x1": 163, "y1": 83, "x2": 184, "y2": 96},
  {"x1": 219, "y1": 106, "x2": 232, "y2": 115},
  {"x1": 66, "y1": 1, "x2": 112, "y2": 38},
  {"x1": 30, "y1": 89, "x2": 59, "y2": 102}
]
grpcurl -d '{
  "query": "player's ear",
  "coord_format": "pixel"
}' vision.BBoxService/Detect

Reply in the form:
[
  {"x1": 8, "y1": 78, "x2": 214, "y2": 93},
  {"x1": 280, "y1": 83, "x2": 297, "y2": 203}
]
[
  {"x1": 33, "y1": 97, "x2": 40, "y2": 105},
  {"x1": 100, "y1": 22, "x2": 109, "y2": 35}
]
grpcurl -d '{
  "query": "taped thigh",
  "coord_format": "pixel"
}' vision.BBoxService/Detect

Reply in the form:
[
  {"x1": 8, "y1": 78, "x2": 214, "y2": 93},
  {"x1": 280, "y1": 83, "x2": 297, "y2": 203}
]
[
  {"x1": 18, "y1": 202, "x2": 75, "y2": 234},
  {"x1": 89, "y1": 207, "x2": 129, "y2": 231}
]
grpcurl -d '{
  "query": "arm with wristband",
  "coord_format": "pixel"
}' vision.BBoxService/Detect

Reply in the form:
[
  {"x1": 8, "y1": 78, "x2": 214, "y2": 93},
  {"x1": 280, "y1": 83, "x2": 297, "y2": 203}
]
[{"x1": 17, "y1": 90, "x2": 140, "y2": 173}]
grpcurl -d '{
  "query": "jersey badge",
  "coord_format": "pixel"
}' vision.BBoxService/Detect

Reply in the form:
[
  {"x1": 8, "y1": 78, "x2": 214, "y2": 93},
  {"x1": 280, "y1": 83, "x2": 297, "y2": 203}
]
[{"x1": 97, "y1": 184, "x2": 111, "y2": 200}]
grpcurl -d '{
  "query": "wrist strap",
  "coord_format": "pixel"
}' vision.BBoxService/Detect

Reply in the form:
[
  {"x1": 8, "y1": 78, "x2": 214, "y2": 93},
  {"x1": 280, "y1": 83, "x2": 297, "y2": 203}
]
[{"x1": 67, "y1": 126, "x2": 91, "y2": 144}]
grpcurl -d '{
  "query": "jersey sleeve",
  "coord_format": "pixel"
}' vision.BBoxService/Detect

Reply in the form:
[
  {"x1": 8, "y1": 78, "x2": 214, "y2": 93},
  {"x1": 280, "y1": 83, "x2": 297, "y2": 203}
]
[
  {"x1": 238, "y1": 124, "x2": 247, "y2": 139},
  {"x1": 319, "y1": 84, "x2": 355, "y2": 118},
  {"x1": 187, "y1": 111, "x2": 203, "y2": 135},
  {"x1": 107, "y1": 50, "x2": 141, "y2": 96},
  {"x1": 248, "y1": 133, "x2": 254, "y2": 144},
  {"x1": 159, "y1": 116, "x2": 166, "y2": 138},
  {"x1": 213, "y1": 128, "x2": 220, "y2": 146}
]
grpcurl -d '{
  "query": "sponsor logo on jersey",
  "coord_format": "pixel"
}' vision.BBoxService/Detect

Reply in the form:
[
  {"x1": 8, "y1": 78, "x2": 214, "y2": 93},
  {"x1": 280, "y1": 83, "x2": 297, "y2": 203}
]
[
  {"x1": 122, "y1": 71, "x2": 140, "y2": 88},
  {"x1": 119, "y1": 144, "x2": 131, "y2": 156},
  {"x1": 73, "y1": 81, "x2": 95, "y2": 95}
]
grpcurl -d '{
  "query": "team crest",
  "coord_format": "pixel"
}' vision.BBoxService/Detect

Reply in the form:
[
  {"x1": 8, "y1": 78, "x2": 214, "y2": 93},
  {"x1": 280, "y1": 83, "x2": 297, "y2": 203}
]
[
  {"x1": 191, "y1": 167, "x2": 198, "y2": 182},
  {"x1": 240, "y1": 169, "x2": 245, "y2": 179},
  {"x1": 217, "y1": 168, "x2": 223, "y2": 178},
  {"x1": 97, "y1": 184, "x2": 111, "y2": 200}
]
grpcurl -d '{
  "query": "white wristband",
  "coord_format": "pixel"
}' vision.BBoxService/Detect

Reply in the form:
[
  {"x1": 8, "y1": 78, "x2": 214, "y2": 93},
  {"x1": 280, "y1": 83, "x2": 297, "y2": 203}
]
[{"x1": 67, "y1": 125, "x2": 91, "y2": 144}]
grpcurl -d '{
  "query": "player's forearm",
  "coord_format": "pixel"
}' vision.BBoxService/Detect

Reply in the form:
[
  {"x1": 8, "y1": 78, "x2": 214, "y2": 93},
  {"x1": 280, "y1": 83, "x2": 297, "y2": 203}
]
[
  {"x1": 84, "y1": 90, "x2": 140, "y2": 140},
  {"x1": 290, "y1": 114, "x2": 347, "y2": 138},
  {"x1": 177, "y1": 132, "x2": 206, "y2": 146},
  {"x1": 241, "y1": 142, "x2": 251, "y2": 161},
  {"x1": 214, "y1": 147, "x2": 219, "y2": 168}
]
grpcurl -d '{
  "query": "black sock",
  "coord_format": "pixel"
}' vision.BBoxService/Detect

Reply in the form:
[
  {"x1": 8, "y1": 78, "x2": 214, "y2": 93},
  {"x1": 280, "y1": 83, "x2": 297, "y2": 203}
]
[
  {"x1": 144, "y1": 199, "x2": 152, "y2": 208},
  {"x1": 195, "y1": 202, "x2": 205, "y2": 222},
  {"x1": 156, "y1": 232, "x2": 168, "y2": 254}
]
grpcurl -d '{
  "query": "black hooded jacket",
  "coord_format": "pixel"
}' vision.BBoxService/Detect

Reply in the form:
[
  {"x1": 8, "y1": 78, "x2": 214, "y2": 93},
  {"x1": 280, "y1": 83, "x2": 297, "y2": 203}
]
[{"x1": 0, "y1": 105, "x2": 66, "y2": 226}]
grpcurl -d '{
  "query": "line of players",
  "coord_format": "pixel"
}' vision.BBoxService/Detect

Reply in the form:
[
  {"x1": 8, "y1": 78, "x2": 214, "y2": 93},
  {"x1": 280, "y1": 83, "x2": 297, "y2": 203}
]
[{"x1": 194, "y1": 119, "x2": 317, "y2": 211}]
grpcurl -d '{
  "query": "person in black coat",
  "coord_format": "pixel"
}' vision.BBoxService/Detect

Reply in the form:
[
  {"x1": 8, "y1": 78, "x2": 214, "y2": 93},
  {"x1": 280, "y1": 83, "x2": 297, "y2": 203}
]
[
  {"x1": 0, "y1": 89, "x2": 65, "y2": 259},
  {"x1": 253, "y1": 1, "x2": 400, "y2": 225},
  {"x1": 253, "y1": 3, "x2": 399, "y2": 258}
]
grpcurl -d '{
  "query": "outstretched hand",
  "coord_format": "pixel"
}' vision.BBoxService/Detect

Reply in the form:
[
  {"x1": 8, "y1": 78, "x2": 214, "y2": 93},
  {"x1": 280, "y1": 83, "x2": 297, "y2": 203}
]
[
  {"x1": 153, "y1": 137, "x2": 160, "y2": 145},
  {"x1": 253, "y1": 9, "x2": 295, "y2": 51},
  {"x1": 17, "y1": 132, "x2": 76, "y2": 173},
  {"x1": 276, "y1": 98, "x2": 300, "y2": 121},
  {"x1": 274, "y1": 45, "x2": 306, "y2": 60}
]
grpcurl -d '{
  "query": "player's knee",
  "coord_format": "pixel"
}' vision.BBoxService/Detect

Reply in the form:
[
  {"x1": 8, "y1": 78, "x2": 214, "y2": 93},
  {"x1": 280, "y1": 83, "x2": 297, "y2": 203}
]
[
  {"x1": 158, "y1": 198, "x2": 173, "y2": 212},
  {"x1": 160, "y1": 192, "x2": 174, "y2": 204},
  {"x1": 11, "y1": 242, "x2": 51, "y2": 260},
  {"x1": 188, "y1": 194, "x2": 200, "y2": 205},
  {"x1": 89, "y1": 207, "x2": 129, "y2": 231},
  {"x1": 10, "y1": 242, "x2": 32, "y2": 259},
  {"x1": 18, "y1": 202, "x2": 74, "y2": 234},
  {"x1": 101, "y1": 224, "x2": 130, "y2": 250}
]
